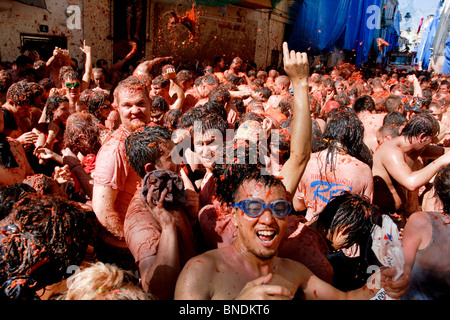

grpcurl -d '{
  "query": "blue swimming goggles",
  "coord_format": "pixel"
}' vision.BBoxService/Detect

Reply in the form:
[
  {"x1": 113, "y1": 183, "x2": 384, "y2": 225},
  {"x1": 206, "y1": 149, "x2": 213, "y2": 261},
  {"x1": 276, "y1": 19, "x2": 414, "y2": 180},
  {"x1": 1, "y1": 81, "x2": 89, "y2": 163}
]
[{"x1": 232, "y1": 199, "x2": 292, "y2": 218}]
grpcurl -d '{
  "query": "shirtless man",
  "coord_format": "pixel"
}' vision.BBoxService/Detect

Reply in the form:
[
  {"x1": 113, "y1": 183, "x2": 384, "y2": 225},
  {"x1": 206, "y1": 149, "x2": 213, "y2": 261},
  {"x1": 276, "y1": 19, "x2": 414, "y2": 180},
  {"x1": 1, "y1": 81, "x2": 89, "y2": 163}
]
[
  {"x1": 91, "y1": 76, "x2": 152, "y2": 269},
  {"x1": 91, "y1": 67, "x2": 113, "y2": 93},
  {"x1": 183, "y1": 74, "x2": 219, "y2": 112},
  {"x1": 175, "y1": 164, "x2": 408, "y2": 300},
  {"x1": 150, "y1": 65, "x2": 185, "y2": 111},
  {"x1": 223, "y1": 57, "x2": 243, "y2": 79},
  {"x1": 428, "y1": 101, "x2": 449, "y2": 146},
  {"x1": 264, "y1": 75, "x2": 291, "y2": 111},
  {"x1": 372, "y1": 112, "x2": 450, "y2": 226},
  {"x1": 353, "y1": 95, "x2": 385, "y2": 153}
]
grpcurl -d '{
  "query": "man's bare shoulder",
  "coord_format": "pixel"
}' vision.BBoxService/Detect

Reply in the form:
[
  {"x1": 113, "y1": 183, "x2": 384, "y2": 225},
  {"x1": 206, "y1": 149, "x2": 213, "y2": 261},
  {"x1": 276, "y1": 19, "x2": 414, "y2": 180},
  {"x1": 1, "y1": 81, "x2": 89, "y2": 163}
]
[{"x1": 374, "y1": 137, "x2": 403, "y2": 160}]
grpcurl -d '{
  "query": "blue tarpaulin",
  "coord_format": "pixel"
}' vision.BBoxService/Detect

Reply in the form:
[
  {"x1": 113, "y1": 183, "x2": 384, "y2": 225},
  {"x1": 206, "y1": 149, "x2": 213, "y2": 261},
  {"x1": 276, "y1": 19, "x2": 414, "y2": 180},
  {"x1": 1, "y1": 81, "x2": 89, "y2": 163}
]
[
  {"x1": 288, "y1": 0, "x2": 392, "y2": 66},
  {"x1": 288, "y1": 0, "x2": 352, "y2": 54},
  {"x1": 442, "y1": 33, "x2": 450, "y2": 74},
  {"x1": 419, "y1": 1, "x2": 442, "y2": 70}
]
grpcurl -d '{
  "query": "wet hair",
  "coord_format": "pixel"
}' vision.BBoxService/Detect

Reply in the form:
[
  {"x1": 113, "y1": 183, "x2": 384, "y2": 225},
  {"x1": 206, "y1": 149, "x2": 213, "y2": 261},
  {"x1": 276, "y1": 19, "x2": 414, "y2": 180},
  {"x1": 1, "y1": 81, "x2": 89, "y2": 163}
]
[
  {"x1": 256, "y1": 70, "x2": 267, "y2": 80},
  {"x1": 38, "y1": 78, "x2": 56, "y2": 92},
  {"x1": 57, "y1": 262, "x2": 152, "y2": 300},
  {"x1": 203, "y1": 101, "x2": 227, "y2": 122},
  {"x1": 0, "y1": 194, "x2": 98, "y2": 300},
  {"x1": 377, "y1": 124, "x2": 400, "y2": 140},
  {"x1": 335, "y1": 92, "x2": 350, "y2": 107},
  {"x1": 322, "y1": 107, "x2": 365, "y2": 162},
  {"x1": 164, "y1": 109, "x2": 182, "y2": 130},
  {"x1": 231, "y1": 98, "x2": 245, "y2": 114},
  {"x1": 152, "y1": 75, "x2": 170, "y2": 89},
  {"x1": 226, "y1": 73, "x2": 240, "y2": 85},
  {"x1": 383, "y1": 111, "x2": 407, "y2": 127},
  {"x1": 352, "y1": 95, "x2": 375, "y2": 113},
  {"x1": 179, "y1": 106, "x2": 206, "y2": 129},
  {"x1": 384, "y1": 94, "x2": 403, "y2": 113},
  {"x1": 278, "y1": 96, "x2": 294, "y2": 117},
  {"x1": 433, "y1": 164, "x2": 450, "y2": 213},
  {"x1": 203, "y1": 74, "x2": 220, "y2": 86},
  {"x1": 6, "y1": 82, "x2": 35, "y2": 106},
  {"x1": 254, "y1": 86, "x2": 272, "y2": 100},
  {"x1": 400, "y1": 113, "x2": 440, "y2": 142},
  {"x1": 0, "y1": 183, "x2": 36, "y2": 221},
  {"x1": 177, "y1": 69, "x2": 193, "y2": 83},
  {"x1": 252, "y1": 79, "x2": 265, "y2": 88},
  {"x1": 113, "y1": 76, "x2": 149, "y2": 106},
  {"x1": 125, "y1": 125, "x2": 172, "y2": 178},
  {"x1": 22, "y1": 174, "x2": 68, "y2": 198},
  {"x1": 44, "y1": 94, "x2": 69, "y2": 122},
  {"x1": 195, "y1": 112, "x2": 228, "y2": 137},
  {"x1": 208, "y1": 86, "x2": 231, "y2": 107},
  {"x1": 26, "y1": 82, "x2": 44, "y2": 105},
  {"x1": 58, "y1": 66, "x2": 74, "y2": 84},
  {"x1": 152, "y1": 95, "x2": 169, "y2": 113},
  {"x1": 213, "y1": 140, "x2": 283, "y2": 205},
  {"x1": 316, "y1": 193, "x2": 382, "y2": 248},
  {"x1": 92, "y1": 67, "x2": 106, "y2": 77},
  {"x1": 235, "y1": 112, "x2": 264, "y2": 128},
  {"x1": 86, "y1": 90, "x2": 112, "y2": 121},
  {"x1": 61, "y1": 69, "x2": 80, "y2": 83},
  {"x1": 63, "y1": 112, "x2": 102, "y2": 156}
]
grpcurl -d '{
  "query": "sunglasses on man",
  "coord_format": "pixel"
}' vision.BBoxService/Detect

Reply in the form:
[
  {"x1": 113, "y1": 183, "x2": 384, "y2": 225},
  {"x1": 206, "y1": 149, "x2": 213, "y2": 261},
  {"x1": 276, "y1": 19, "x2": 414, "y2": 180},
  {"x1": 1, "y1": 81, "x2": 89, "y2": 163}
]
[{"x1": 65, "y1": 82, "x2": 80, "y2": 89}]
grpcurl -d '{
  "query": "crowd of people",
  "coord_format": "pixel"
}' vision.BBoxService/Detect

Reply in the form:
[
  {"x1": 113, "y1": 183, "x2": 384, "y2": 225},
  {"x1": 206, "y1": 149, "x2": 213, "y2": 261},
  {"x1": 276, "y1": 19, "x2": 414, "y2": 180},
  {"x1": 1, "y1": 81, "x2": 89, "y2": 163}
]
[{"x1": 0, "y1": 37, "x2": 448, "y2": 301}]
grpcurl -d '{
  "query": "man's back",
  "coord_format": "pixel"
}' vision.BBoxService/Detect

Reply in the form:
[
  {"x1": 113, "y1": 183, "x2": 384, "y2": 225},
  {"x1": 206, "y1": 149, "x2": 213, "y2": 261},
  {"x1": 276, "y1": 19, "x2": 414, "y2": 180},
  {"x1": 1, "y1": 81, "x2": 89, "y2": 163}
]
[{"x1": 294, "y1": 151, "x2": 373, "y2": 221}]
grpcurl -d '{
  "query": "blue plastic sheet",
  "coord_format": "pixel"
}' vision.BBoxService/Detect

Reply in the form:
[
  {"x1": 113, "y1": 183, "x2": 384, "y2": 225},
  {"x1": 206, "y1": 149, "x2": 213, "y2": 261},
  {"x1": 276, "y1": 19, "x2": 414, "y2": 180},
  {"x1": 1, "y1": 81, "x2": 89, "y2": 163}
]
[
  {"x1": 288, "y1": 0, "x2": 352, "y2": 54},
  {"x1": 420, "y1": 1, "x2": 442, "y2": 70},
  {"x1": 442, "y1": 33, "x2": 450, "y2": 75},
  {"x1": 288, "y1": 0, "x2": 384, "y2": 66}
]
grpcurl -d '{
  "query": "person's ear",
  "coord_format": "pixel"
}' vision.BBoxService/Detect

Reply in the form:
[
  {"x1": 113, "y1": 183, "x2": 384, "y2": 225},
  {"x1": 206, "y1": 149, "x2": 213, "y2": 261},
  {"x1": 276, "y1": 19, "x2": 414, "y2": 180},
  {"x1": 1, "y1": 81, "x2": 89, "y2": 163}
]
[
  {"x1": 418, "y1": 132, "x2": 427, "y2": 143},
  {"x1": 144, "y1": 162, "x2": 156, "y2": 173}
]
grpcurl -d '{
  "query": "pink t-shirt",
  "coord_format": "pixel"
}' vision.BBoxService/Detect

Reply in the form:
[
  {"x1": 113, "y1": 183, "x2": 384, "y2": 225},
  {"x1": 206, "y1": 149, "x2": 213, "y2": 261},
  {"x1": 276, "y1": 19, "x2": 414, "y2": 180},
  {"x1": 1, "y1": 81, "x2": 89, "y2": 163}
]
[
  {"x1": 295, "y1": 151, "x2": 374, "y2": 221},
  {"x1": 93, "y1": 125, "x2": 141, "y2": 217}
]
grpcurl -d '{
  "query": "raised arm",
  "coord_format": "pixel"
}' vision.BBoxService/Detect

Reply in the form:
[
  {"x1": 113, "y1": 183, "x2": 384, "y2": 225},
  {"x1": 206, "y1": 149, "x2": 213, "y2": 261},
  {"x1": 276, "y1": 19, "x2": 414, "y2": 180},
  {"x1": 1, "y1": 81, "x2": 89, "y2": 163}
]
[
  {"x1": 163, "y1": 65, "x2": 185, "y2": 111},
  {"x1": 132, "y1": 56, "x2": 173, "y2": 77},
  {"x1": 111, "y1": 41, "x2": 138, "y2": 71},
  {"x1": 80, "y1": 40, "x2": 92, "y2": 92},
  {"x1": 279, "y1": 42, "x2": 312, "y2": 200}
]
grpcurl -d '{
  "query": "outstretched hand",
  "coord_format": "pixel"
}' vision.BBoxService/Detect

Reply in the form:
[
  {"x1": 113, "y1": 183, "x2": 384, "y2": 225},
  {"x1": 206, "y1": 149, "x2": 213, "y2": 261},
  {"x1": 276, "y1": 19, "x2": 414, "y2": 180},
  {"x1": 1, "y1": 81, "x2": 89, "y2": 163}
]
[
  {"x1": 282, "y1": 42, "x2": 309, "y2": 86},
  {"x1": 79, "y1": 40, "x2": 91, "y2": 56}
]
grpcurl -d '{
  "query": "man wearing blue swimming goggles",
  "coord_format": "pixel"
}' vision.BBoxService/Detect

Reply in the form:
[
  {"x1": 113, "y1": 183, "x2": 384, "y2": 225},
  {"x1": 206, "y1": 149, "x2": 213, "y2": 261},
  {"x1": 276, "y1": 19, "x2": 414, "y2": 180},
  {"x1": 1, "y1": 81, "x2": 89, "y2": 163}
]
[
  {"x1": 175, "y1": 43, "x2": 409, "y2": 301},
  {"x1": 232, "y1": 199, "x2": 292, "y2": 219}
]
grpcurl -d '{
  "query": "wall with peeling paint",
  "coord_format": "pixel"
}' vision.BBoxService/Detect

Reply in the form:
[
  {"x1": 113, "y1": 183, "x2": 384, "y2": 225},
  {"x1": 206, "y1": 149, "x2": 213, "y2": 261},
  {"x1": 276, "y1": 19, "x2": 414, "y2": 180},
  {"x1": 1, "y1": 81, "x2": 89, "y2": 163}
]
[
  {"x1": 0, "y1": 0, "x2": 291, "y2": 73},
  {"x1": 151, "y1": 0, "x2": 291, "y2": 71},
  {"x1": 0, "y1": 0, "x2": 112, "y2": 70}
]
